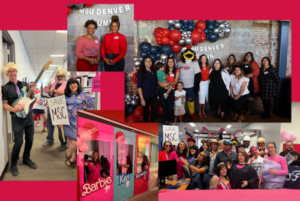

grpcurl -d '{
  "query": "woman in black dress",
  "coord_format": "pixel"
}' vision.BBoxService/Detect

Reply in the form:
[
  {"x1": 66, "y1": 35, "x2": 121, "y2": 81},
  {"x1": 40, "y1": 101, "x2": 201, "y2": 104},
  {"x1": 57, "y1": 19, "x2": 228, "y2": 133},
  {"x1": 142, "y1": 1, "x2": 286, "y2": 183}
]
[
  {"x1": 209, "y1": 59, "x2": 231, "y2": 120},
  {"x1": 227, "y1": 150, "x2": 259, "y2": 189},
  {"x1": 259, "y1": 57, "x2": 280, "y2": 119}
]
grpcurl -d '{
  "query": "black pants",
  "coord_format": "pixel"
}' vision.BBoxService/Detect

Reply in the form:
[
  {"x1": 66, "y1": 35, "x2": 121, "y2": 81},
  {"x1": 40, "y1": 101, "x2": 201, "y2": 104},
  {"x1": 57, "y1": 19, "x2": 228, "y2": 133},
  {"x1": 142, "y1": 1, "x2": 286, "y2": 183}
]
[
  {"x1": 11, "y1": 112, "x2": 34, "y2": 164},
  {"x1": 142, "y1": 96, "x2": 158, "y2": 122},
  {"x1": 104, "y1": 56, "x2": 125, "y2": 72},
  {"x1": 158, "y1": 87, "x2": 174, "y2": 122},
  {"x1": 231, "y1": 94, "x2": 250, "y2": 115},
  {"x1": 262, "y1": 99, "x2": 272, "y2": 116}
]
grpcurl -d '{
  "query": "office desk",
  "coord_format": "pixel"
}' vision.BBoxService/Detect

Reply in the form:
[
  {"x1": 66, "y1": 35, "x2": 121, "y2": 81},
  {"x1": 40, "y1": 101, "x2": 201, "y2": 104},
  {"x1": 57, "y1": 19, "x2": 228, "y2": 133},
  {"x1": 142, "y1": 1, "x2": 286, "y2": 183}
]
[{"x1": 159, "y1": 179, "x2": 190, "y2": 191}]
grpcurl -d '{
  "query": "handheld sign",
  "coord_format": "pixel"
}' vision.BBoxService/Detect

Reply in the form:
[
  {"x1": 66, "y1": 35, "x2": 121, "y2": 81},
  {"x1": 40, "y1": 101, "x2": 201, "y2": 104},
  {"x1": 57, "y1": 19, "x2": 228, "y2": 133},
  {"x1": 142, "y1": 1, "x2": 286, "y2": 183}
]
[
  {"x1": 48, "y1": 96, "x2": 70, "y2": 125},
  {"x1": 91, "y1": 72, "x2": 101, "y2": 93},
  {"x1": 163, "y1": 125, "x2": 179, "y2": 145}
]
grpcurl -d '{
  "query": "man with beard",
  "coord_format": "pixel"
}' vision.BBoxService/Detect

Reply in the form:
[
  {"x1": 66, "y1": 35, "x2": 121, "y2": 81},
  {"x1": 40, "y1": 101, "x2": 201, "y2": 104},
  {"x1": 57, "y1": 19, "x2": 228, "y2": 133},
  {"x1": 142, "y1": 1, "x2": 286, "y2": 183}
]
[
  {"x1": 214, "y1": 140, "x2": 237, "y2": 169},
  {"x1": 280, "y1": 141, "x2": 300, "y2": 166},
  {"x1": 42, "y1": 68, "x2": 68, "y2": 150},
  {"x1": 2, "y1": 62, "x2": 37, "y2": 176},
  {"x1": 249, "y1": 137, "x2": 268, "y2": 158},
  {"x1": 243, "y1": 136, "x2": 251, "y2": 153}
]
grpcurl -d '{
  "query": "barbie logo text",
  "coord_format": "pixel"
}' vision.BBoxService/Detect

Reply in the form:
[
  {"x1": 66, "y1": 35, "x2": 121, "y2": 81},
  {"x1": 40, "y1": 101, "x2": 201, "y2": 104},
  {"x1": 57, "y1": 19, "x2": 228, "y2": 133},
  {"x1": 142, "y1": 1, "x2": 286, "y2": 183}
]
[
  {"x1": 135, "y1": 170, "x2": 147, "y2": 180},
  {"x1": 119, "y1": 173, "x2": 130, "y2": 185},
  {"x1": 81, "y1": 176, "x2": 113, "y2": 197}
]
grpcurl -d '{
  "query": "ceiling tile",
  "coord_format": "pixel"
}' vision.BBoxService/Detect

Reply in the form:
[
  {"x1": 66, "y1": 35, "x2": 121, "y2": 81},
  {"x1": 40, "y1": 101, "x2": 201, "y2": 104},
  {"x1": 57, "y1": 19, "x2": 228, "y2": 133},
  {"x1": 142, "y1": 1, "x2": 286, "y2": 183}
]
[
  {"x1": 37, "y1": 49, "x2": 51, "y2": 54},
  {"x1": 53, "y1": 33, "x2": 67, "y2": 41},
  {"x1": 36, "y1": 31, "x2": 56, "y2": 34},
  {"x1": 20, "y1": 33, "x2": 36, "y2": 42},
  {"x1": 51, "y1": 48, "x2": 66, "y2": 54},
  {"x1": 52, "y1": 41, "x2": 67, "y2": 48},
  {"x1": 20, "y1": 31, "x2": 36, "y2": 34},
  {"x1": 36, "y1": 34, "x2": 55, "y2": 42},
  {"x1": 37, "y1": 41, "x2": 53, "y2": 48},
  {"x1": 23, "y1": 41, "x2": 37, "y2": 48}
]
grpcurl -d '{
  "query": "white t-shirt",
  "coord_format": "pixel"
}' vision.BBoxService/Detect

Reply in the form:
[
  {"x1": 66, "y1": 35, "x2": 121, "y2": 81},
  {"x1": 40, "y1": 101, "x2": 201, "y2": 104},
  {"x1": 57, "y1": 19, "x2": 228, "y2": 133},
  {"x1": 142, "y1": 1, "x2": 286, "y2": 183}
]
[
  {"x1": 32, "y1": 93, "x2": 47, "y2": 110},
  {"x1": 174, "y1": 90, "x2": 186, "y2": 106},
  {"x1": 249, "y1": 157, "x2": 264, "y2": 178},
  {"x1": 230, "y1": 76, "x2": 250, "y2": 96},
  {"x1": 244, "y1": 146, "x2": 250, "y2": 153},
  {"x1": 178, "y1": 61, "x2": 200, "y2": 88}
]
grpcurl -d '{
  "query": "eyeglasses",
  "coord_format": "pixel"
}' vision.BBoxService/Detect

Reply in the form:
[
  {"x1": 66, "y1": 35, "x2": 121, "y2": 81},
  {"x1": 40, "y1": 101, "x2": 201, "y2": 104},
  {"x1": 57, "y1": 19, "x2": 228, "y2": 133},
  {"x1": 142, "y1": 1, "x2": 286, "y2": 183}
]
[
  {"x1": 88, "y1": 27, "x2": 96, "y2": 30},
  {"x1": 164, "y1": 145, "x2": 171, "y2": 147},
  {"x1": 257, "y1": 143, "x2": 264, "y2": 145},
  {"x1": 56, "y1": 75, "x2": 65, "y2": 78},
  {"x1": 200, "y1": 154, "x2": 206, "y2": 157},
  {"x1": 8, "y1": 70, "x2": 17, "y2": 74}
]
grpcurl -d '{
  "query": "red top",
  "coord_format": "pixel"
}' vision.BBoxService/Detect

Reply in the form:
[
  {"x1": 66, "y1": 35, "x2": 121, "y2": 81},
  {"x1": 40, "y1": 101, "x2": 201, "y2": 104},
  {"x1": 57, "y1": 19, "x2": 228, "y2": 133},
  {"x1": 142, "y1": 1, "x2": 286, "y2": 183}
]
[
  {"x1": 159, "y1": 151, "x2": 169, "y2": 161},
  {"x1": 200, "y1": 66, "x2": 210, "y2": 81},
  {"x1": 75, "y1": 37, "x2": 100, "y2": 59},
  {"x1": 101, "y1": 33, "x2": 127, "y2": 63},
  {"x1": 166, "y1": 69, "x2": 180, "y2": 88},
  {"x1": 238, "y1": 60, "x2": 260, "y2": 93}
]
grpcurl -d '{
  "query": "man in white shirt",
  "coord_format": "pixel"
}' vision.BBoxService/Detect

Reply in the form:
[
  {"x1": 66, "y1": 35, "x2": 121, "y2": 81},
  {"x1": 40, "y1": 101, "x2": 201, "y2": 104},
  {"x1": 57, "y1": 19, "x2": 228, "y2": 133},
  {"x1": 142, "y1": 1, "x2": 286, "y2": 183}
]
[
  {"x1": 249, "y1": 146, "x2": 264, "y2": 188},
  {"x1": 243, "y1": 136, "x2": 251, "y2": 153}
]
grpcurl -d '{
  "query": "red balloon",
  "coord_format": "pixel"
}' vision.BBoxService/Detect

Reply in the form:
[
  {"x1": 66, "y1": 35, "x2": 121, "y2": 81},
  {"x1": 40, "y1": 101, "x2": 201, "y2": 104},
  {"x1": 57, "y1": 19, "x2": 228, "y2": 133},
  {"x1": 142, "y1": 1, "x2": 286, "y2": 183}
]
[
  {"x1": 157, "y1": 34, "x2": 162, "y2": 38},
  {"x1": 136, "y1": 105, "x2": 143, "y2": 111},
  {"x1": 191, "y1": 30, "x2": 201, "y2": 42},
  {"x1": 163, "y1": 28, "x2": 170, "y2": 37},
  {"x1": 85, "y1": 4, "x2": 93, "y2": 7},
  {"x1": 158, "y1": 105, "x2": 163, "y2": 115},
  {"x1": 133, "y1": 108, "x2": 143, "y2": 118},
  {"x1": 163, "y1": 33, "x2": 166, "y2": 37},
  {"x1": 169, "y1": 40, "x2": 176, "y2": 47},
  {"x1": 125, "y1": 114, "x2": 137, "y2": 123},
  {"x1": 172, "y1": 43, "x2": 181, "y2": 53},
  {"x1": 157, "y1": 40, "x2": 162, "y2": 45},
  {"x1": 200, "y1": 36, "x2": 206, "y2": 42},
  {"x1": 193, "y1": 41, "x2": 199, "y2": 46},
  {"x1": 169, "y1": 30, "x2": 182, "y2": 42},
  {"x1": 67, "y1": 7, "x2": 72, "y2": 16},
  {"x1": 132, "y1": 72, "x2": 138, "y2": 84},
  {"x1": 161, "y1": 36, "x2": 170, "y2": 45},
  {"x1": 154, "y1": 27, "x2": 164, "y2": 38},
  {"x1": 196, "y1": 20, "x2": 206, "y2": 31}
]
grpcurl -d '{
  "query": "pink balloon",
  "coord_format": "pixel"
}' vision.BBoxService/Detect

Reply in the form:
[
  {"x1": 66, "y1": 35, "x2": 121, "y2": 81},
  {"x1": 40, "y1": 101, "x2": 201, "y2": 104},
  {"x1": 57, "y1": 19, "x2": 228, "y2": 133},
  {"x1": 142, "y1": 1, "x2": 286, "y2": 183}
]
[
  {"x1": 282, "y1": 134, "x2": 290, "y2": 142},
  {"x1": 80, "y1": 133, "x2": 91, "y2": 142},
  {"x1": 77, "y1": 138, "x2": 82, "y2": 147},
  {"x1": 281, "y1": 131, "x2": 289, "y2": 138},
  {"x1": 290, "y1": 133, "x2": 297, "y2": 142},
  {"x1": 79, "y1": 142, "x2": 89, "y2": 152}
]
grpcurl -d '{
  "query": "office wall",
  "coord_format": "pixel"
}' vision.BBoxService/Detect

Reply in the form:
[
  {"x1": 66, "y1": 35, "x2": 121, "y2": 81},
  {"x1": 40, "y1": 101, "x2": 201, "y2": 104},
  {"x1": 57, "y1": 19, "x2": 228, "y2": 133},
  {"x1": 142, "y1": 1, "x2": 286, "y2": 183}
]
[{"x1": 281, "y1": 102, "x2": 300, "y2": 144}]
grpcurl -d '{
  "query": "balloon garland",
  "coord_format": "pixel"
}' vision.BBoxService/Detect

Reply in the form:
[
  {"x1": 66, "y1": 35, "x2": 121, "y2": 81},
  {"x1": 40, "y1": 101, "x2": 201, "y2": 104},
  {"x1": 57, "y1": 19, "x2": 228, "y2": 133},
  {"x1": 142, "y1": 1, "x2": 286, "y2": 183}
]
[
  {"x1": 281, "y1": 131, "x2": 298, "y2": 142},
  {"x1": 67, "y1": 4, "x2": 94, "y2": 16}
]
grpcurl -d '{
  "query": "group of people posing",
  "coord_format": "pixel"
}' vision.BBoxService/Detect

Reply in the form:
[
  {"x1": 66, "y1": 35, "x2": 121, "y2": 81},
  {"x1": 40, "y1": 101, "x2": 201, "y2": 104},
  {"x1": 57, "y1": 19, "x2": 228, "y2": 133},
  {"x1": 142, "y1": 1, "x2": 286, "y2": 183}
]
[
  {"x1": 137, "y1": 50, "x2": 280, "y2": 123},
  {"x1": 75, "y1": 15, "x2": 127, "y2": 71},
  {"x1": 159, "y1": 136, "x2": 299, "y2": 190},
  {"x1": 2, "y1": 63, "x2": 94, "y2": 176}
]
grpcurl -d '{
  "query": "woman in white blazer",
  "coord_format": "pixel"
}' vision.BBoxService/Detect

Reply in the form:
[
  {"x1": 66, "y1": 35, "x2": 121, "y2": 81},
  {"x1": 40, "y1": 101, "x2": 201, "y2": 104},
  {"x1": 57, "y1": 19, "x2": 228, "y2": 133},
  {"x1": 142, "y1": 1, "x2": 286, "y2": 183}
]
[{"x1": 209, "y1": 59, "x2": 230, "y2": 121}]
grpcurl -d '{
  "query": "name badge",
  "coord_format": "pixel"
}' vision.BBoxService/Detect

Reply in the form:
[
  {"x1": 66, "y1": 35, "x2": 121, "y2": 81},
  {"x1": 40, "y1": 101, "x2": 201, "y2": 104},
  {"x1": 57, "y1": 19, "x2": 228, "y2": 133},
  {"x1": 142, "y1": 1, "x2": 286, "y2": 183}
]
[
  {"x1": 245, "y1": 65, "x2": 249, "y2": 68},
  {"x1": 95, "y1": 40, "x2": 99, "y2": 43},
  {"x1": 114, "y1": 36, "x2": 119, "y2": 39},
  {"x1": 170, "y1": 74, "x2": 175, "y2": 77},
  {"x1": 264, "y1": 71, "x2": 269, "y2": 74}
]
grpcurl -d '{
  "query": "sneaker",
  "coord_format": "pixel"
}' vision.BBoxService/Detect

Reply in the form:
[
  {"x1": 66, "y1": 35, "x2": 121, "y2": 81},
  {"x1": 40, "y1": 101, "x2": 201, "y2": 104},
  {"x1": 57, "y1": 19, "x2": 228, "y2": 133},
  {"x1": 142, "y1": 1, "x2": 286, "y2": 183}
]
[
  {"x1": 42, "y1": 129, "x2": 48, "y2": 132},
  {"x1": 59, "y1": 146, "x2": 66, "y2": 151},
  {"x1": 42, "y1": 141, "x2": 54, "y2": 147},
  {"x1": 23, "y1": 159, "x2": 37, "y2": 169},
  {"x1": 37, "y1": 122, "x2": 40, "y2": 127},
  {"x1": 163, "y1": 93, "x2": 168, "y2": 99},
  {"x1": 11, "y1": 163, "x2": 18, "y2": 176}
]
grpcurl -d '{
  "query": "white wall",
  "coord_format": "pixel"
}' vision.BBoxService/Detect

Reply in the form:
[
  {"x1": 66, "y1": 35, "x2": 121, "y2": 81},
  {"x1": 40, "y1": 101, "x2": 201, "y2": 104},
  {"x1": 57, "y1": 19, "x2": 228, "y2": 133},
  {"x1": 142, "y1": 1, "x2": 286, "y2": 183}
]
[
  {"x1": 243, "y1": 123, "x2": 282, "y2": 153},
  {"x1": 281, "y1": 102, "x2": 300, "y2": 144}
]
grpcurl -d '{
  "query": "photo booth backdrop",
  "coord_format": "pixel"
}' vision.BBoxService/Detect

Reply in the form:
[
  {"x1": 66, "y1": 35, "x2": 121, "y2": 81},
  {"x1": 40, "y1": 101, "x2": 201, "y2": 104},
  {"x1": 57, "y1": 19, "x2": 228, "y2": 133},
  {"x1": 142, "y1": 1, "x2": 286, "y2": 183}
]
[
  {"x1": 127, "y1": 20, "x2": 291, "y2": 97},
  {"x1": 78, "y1": 116, "x2": 155, "y2": 201},
  {"x1": 67, "y1": 4, "x2": 134, "y2": 71}
]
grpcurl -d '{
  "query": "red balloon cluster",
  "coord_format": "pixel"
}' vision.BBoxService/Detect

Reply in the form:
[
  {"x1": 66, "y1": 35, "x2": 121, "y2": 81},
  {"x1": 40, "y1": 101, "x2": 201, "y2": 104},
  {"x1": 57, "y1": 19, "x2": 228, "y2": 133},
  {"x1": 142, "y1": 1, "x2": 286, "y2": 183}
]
[
  {"x1": 85, "y1": 4, "x2": 94, "y2": 7},
  {"x1": 154, "y1": 27, "x2": 182, "y2": 53},
  {"x1": 195, "y1": 20, "x2": 206, "y2": 42},
  {"x1": 67, "y1": 7, "x2": 72, "y2": 16}
]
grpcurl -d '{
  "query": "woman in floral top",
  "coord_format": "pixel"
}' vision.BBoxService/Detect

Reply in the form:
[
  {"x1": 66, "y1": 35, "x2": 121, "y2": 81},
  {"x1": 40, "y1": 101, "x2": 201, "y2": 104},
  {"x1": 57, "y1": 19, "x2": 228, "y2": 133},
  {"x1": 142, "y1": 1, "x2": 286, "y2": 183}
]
[{"x1": 64, "y1": 78, "x2": 94, "y2": 166}]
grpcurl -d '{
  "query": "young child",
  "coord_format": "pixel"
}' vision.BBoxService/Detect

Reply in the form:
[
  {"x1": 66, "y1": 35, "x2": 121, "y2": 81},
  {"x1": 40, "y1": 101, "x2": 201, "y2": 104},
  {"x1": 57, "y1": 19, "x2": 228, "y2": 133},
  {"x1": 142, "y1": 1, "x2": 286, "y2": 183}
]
[
  {"x1": 174, "y1": 81, "x2": 186, "y2": 122},
  {"x1": 156, "y1": 62, "x2": 173, "y2": 99},
  {"x1": 32, "y1": 86, "x2": 48, "y2": 132}
]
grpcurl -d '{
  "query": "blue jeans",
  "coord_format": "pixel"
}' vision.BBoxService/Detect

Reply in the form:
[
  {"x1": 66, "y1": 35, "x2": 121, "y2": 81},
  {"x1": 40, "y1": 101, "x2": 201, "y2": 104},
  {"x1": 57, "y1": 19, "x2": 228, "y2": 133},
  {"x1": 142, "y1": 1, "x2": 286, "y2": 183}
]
[
  {"x1": 204, "y1": 173, "x2": 213, "y2": 189},
  {"x1": 46, "y1": 109, "x2": 67, "y2": 146}
]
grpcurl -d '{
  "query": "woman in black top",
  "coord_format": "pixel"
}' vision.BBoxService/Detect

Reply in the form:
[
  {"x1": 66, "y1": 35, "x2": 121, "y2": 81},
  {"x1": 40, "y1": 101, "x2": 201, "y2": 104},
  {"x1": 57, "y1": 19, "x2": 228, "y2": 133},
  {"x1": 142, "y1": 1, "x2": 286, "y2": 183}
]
[
  {"x1": 227, "y1": 150, "x2": 258, "y2": 189},
  {"x1": 209, "y1": 59, "x2": 231, "y2": 120},
  {"x1": 137, "y1": 56, "x2": 158, "y2": 122},
  {"x1": 259, "y1": 57, "x2": 280, "y2": 119}
]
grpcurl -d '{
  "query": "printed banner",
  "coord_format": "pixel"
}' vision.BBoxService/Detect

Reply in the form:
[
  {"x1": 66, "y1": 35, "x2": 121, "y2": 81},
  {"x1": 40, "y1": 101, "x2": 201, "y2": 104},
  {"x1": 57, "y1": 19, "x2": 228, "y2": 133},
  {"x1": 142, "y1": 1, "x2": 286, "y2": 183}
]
[
  {"x1": 91, "y1": 72, "x2": 101, "y2": 93},
  {"x1": 163, "y1": 125, "x2": 179, "y2": 145},
  {"x1": 48, "y1": 96, "x2": 69, "y2": 125}
]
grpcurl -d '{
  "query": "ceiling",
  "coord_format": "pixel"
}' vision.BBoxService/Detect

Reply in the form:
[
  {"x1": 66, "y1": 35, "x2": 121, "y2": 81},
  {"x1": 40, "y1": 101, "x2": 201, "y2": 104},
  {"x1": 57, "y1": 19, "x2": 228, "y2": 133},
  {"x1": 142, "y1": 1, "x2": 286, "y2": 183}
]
[{"x1": 20, "y1": 31, "x2": 67, "y2": 85}]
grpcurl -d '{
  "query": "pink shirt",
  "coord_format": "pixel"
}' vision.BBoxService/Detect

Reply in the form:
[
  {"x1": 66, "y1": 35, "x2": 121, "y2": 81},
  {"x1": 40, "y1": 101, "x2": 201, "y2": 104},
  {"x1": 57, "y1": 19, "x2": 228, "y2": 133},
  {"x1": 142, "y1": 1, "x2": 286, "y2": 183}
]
[
  {"x1": 169, "y1": 151, "x2": 185, "y2": 178},
  {"x1": 257, "y1": 148, "x2": 268, "y2": 158},
  {"x1": 49, "y1": 81, "x2": 67, "y2": 97},
  {"x1": 267, "y1": 155, "x2": 288, "y2": 175},
  {"x1": 87, "y1": 161, "x2": 101, "y2": 183},
  {"x1": 75, "y1": 37, "x2": 100, "y2": 59}
]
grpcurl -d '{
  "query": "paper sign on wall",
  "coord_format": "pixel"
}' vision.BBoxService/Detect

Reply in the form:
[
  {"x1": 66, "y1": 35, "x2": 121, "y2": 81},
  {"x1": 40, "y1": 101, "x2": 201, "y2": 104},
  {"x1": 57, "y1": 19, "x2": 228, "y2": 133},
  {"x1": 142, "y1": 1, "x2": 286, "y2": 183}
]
[
  {"x1": 163, "y1": 125, "x2": 178, "y2": 145},
  {"x1": 48, "y1": 96, "x2": 70, "y2": 125},
  {"x1": 92, "y1": 72, "x2": 101, "y2": 93}
]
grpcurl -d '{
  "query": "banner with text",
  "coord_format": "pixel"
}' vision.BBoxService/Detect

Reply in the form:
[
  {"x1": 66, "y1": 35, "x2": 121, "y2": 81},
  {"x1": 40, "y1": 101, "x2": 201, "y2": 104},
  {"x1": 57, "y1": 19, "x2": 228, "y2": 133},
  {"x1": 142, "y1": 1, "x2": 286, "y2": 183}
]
[
  {"x1": 163, "y1": 125, "x2": 179, "y2": 145},
  {"x1": 48, "y1": 96, "x2": 70, "y2": 125}
]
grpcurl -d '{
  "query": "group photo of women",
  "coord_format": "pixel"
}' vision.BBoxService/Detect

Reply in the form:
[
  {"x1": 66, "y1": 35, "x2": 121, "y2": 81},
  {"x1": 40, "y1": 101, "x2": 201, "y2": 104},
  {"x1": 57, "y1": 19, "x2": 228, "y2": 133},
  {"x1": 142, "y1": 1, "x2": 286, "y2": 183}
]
[
  {"x1": 135, "y1": 52, "x2": 288, "y2": 123},
  {"x1": 159, "y1": 135, "x2": 296, "y2": 190},
  {"x1": 67, "y1": 4, "x2": 134, "y2": 71}
]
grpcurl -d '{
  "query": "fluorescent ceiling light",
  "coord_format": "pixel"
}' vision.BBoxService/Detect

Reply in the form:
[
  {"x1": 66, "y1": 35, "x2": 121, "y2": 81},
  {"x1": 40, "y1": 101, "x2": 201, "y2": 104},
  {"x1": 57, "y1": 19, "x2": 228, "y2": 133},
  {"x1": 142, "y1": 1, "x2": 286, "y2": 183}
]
[
  {"x1": 223, "y1": 131, "x2": 227, "y2": 133},
  {"x1": 195, "y1": 129, "x2": 199, "y2": 132},
  {"x1": 190, "y1": 123, "x2": 195, "y2": 127},
  {"x1": 56, "y1": 30, "x2": 67, "y2": 33},
  {"x1": 50, "y1": 55, "x2": 64, "y2": 57},
  {"x1": 226, "y1": 125, "x2": 232, "y2": 128}
]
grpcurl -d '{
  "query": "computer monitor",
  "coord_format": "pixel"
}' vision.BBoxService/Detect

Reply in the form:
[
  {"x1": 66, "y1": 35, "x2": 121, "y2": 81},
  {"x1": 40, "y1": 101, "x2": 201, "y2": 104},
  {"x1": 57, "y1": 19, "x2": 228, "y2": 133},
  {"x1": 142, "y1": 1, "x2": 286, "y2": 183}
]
[{"x1": 159, "y1": 160, "x2": 177, "y2": 188}]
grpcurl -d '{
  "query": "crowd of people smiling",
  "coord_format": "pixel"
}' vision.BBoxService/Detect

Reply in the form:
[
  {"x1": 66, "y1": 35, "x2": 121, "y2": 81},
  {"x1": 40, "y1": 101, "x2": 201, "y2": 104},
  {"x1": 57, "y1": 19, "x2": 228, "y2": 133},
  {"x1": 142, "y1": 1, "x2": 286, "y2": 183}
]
[{"x1": 159, "y1": 136, "x2": 299, "y2": 190}]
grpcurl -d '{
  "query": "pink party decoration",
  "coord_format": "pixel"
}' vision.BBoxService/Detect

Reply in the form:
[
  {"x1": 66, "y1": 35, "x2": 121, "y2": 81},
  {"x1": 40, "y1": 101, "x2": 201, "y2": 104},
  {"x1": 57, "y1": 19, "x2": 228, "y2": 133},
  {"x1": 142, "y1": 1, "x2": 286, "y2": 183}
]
[
  {"x1": 80, "y1": 132, "x2": 91, "y2": 142},
  {"x1": 77, "y1": 138, "x2": 82, "y2": 147},
  {"x1": 79, "y1": 142, "x2": 89, "y2": 152},
  {"x1": 281, "y1": 131, "x2": 289, "y2": 138},
  {"x1": 282, "y1": 134, "x2": 290, "y2": 142},
  {"x1": 290, "y1": 133, "x2": 297, "y2": 142}
]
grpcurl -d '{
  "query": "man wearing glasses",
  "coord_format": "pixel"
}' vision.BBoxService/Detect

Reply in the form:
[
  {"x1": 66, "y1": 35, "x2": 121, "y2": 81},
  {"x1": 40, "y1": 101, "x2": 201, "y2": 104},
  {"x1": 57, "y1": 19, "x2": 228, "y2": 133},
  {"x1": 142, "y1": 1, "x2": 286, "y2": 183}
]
[
  {"x1": 280, "y1": 141, "x2": 300, "y2": 166},
  {"x1": 2, "y1": 62, "x2": 37, "y2": 176},
  {"x1": 256, "y1": 137, "x2": 268, "y2": 158},
  {"x1": 42, "y1": 68, "x2": 67, "y2": 150}
]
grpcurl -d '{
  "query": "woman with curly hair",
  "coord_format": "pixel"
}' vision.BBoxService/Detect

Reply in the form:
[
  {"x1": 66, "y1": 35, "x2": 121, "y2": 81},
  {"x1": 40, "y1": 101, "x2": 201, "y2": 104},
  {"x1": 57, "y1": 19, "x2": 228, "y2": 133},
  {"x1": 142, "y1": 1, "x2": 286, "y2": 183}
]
[
  {"x1": 101, "y1": 15, "x2": 127, "y2": 71},
  {"x1": 75, "y1": 19, "x2": 100, "y2": 71}
]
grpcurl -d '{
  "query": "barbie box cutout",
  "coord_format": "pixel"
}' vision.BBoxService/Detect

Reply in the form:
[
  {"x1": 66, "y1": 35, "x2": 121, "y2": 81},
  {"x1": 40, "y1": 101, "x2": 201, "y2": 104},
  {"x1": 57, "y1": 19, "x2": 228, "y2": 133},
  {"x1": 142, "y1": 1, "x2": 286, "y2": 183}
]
[{"x1": 48, "y1": 96, "x2": 70, "y2": 125}]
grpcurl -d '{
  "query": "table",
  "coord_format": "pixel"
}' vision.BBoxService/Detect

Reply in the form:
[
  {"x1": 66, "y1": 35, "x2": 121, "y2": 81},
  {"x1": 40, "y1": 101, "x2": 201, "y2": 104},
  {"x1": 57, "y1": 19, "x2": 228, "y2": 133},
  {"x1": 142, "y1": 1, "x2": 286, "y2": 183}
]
[{"x1": 159, "y1": 179, "x2": 190, "y2": 191}]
